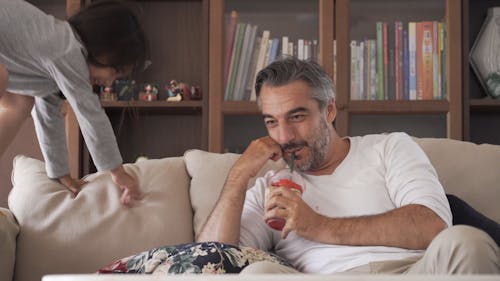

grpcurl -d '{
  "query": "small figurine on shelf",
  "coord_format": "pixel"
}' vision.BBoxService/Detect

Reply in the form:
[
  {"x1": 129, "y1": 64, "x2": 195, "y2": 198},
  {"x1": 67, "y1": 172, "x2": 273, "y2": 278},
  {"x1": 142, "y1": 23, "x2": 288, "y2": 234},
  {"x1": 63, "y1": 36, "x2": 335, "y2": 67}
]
[
  {"x1": 190, "y1": 85, "x2": 203, "y2": 100},
  {"x1": 114, "y1": 79, "x2": 137, "y2": 101},
  {"x1": 166, "y1": 79, "x2": 183, "y2": 102},
  {"x1": 139, "y1": 83, "x2": 159, "y2": 101},
  {"x1": 99, "y1": 86, "x2": 117, "y2": 101}
]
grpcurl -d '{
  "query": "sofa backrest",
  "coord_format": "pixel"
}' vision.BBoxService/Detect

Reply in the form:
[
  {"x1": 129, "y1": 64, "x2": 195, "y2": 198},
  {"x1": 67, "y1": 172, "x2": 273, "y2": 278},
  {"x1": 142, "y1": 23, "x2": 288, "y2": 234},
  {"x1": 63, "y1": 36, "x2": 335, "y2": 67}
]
[
  {"x1": 185, "y1": 138, "x2": 500, "y2": 238},
  {"x1": 8, "y1": 156, "x2": 194, "y2": 281},
  {"x1": 414, "y1": 138, "x2": 500, "y2": 223}
]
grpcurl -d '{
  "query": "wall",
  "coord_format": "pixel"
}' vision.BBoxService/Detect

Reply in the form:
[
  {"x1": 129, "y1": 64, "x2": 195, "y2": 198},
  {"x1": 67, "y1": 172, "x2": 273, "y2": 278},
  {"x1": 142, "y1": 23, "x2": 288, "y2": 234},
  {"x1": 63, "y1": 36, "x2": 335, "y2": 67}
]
[{"x1": 0, "y1": 118, "x2": 43, "y2": 208}]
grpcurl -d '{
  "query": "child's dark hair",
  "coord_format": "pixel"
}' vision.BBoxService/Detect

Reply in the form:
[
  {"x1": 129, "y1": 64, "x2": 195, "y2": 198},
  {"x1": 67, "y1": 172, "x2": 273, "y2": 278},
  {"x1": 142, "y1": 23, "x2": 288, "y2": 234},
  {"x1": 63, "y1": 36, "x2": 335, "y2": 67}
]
[{"x1": 68, "y1": 0, "x2": 148, "y2": 73}]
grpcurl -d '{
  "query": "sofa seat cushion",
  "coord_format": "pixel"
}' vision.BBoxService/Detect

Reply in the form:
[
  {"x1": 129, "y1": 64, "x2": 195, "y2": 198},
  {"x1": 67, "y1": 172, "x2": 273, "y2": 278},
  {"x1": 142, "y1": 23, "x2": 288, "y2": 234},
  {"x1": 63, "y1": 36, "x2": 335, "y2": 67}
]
[
  {"x1": 98, "y1": 242, "x2": 291, "y2": 274},
  {"x1": 8, "y1": 156, "x2": 194, "y2": 281},
  {"x1": 184, "y1": 149, "x2": 286, "y2": 237},
  {"x1": 0, "y1": 207, "x2": 18, "y2": 281}
]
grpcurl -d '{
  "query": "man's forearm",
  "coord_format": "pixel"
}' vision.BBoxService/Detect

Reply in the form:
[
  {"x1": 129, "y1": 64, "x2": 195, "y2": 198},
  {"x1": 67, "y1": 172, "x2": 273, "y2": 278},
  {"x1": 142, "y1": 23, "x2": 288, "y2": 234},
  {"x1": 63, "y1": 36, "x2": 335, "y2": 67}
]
[
  {"x1": 310, "y1": 204, "x2": 446, "y2": 250},
  {"x1": 196, "y1": 171, "x2": 249, "y2": 245}
]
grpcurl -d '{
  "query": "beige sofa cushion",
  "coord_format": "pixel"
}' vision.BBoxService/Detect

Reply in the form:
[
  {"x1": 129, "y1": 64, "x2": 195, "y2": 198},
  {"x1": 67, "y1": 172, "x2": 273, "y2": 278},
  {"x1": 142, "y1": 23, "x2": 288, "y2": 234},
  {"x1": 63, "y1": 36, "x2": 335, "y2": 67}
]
[
  {"x1": 415, "y1": 138, "x2": 500, "y2": 223},
  {"x1": 0, "y1": 207, "x2": 18, "y2": 281},
  {"x1": 8, "y1": 156, "x2": 194, "y2": 281},
  {"x1": 184, "y1": 149, "x2": 285, "y2": 237}
]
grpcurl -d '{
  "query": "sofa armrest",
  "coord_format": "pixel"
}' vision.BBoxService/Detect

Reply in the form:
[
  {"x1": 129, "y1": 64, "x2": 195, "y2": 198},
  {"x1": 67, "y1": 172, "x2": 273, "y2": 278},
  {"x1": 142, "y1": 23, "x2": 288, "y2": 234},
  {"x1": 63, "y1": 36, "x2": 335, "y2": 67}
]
[{"x1": 0, "y1": 207, "x2": 19, "y2": 281}]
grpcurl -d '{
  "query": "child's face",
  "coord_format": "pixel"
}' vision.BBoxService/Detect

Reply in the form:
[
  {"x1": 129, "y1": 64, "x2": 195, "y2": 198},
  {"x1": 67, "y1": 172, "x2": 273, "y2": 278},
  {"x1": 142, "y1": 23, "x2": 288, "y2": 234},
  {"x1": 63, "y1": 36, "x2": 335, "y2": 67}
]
[{"x1": 88, "y1": 63, "x2": 132, "y2": 87}]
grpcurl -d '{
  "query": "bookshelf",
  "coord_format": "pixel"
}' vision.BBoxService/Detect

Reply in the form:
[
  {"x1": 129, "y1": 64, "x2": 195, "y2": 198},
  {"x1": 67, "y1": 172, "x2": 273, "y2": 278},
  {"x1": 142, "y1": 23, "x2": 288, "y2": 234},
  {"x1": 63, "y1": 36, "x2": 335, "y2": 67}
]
[
  {"x1": 463, "y1": 0, "x2": 500, "y2": 145},
  {"x1": 209, "y1": 0, "x2": 462, "y2": 153},
  {"x1": 334, "y1": 0, "x2": 462, "y2": 140},
  {"x1": 209, "y1": 0, "x2": 333, "y2": 153}
]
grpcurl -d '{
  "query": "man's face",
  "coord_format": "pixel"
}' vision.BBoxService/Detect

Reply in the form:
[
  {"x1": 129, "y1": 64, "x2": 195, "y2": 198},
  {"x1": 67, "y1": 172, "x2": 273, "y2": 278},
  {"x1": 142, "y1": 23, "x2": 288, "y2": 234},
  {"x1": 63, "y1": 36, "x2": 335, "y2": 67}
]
[{"x1": 260, "y1": 80, "x2": 334, "y2": 172}]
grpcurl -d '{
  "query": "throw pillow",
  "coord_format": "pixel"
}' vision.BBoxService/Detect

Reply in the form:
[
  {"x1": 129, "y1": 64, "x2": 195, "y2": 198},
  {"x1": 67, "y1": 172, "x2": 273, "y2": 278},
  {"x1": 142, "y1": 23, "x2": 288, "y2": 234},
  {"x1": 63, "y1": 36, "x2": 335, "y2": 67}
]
[
  {"x1": 98, "y1": 242, "x2": 292, "y2": 274},
  {"x1": 184, "y1": 149, "x2": 286, "y2": 237},
  {"x1": 447, "y1": 194, "x2": 500, "y2": 246},
  {"x1": 8, "y1": 155, "x2": 194, "y2": 281}
]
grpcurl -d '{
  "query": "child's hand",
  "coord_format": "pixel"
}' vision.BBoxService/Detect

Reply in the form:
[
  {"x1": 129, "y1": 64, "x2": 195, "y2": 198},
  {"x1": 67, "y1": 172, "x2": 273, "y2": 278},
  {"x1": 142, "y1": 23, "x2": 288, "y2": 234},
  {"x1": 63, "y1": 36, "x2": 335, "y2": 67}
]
[
  {"x1": 58, "y1": 175, "x2": 87, "y2": 195},
  {"x1": 111, "y1": 165, "x2": 141, "y2": 206}
]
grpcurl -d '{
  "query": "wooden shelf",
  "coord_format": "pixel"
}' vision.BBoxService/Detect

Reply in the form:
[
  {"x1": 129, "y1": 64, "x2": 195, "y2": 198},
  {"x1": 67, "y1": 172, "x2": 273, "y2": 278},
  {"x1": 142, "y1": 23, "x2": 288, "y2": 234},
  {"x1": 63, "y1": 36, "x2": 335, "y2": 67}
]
[
  {"x1": 343, "y1": 100, "x2": 449, "y2": 114},
  {"x1": 469, "y1": 98, "x2": 500, "y2": 112},
  {"x1": 101, "y1": 100, "x2": 202, "y2": 108},
  {"x1": 222, "y1": 101, "x2": 260, "y2": 115}
]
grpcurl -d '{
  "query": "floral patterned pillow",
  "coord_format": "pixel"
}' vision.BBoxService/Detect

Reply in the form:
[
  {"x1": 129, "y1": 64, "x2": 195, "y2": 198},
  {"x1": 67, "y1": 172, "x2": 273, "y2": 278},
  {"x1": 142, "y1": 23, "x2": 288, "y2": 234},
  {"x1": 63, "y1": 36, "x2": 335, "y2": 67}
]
[{"x1": 98, "y1": 242, "x2": 292, "y2": 274}]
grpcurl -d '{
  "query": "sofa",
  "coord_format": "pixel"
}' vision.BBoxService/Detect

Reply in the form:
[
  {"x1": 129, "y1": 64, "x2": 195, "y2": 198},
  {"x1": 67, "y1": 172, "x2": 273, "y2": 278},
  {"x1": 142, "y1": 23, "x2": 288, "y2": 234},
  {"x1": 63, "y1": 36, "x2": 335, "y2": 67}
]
[{"x1": 0, "y1": 137, "x2": 499, "y2": 281}]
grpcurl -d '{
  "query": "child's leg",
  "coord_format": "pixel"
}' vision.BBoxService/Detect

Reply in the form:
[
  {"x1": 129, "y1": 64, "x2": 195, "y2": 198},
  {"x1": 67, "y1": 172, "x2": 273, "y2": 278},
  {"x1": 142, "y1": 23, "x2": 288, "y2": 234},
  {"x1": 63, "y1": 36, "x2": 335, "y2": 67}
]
[{"x1": 0, "y1": 64, "x2": 35, "y2": 157}]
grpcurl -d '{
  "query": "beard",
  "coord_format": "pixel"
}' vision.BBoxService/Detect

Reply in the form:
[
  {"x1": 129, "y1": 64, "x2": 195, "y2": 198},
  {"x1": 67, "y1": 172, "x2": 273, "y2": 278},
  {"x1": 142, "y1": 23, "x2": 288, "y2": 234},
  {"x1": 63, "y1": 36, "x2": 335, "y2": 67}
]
[{"x1": 282, "y1": 117, "x2": 331, "y2": 172}]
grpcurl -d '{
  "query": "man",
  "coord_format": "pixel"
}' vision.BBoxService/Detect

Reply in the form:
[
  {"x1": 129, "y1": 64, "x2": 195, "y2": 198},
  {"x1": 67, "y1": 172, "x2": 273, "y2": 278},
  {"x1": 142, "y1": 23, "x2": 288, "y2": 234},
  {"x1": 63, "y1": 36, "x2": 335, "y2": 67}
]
[{"x1": 197, "y1": 57, "x2": 499, "y2": 274}]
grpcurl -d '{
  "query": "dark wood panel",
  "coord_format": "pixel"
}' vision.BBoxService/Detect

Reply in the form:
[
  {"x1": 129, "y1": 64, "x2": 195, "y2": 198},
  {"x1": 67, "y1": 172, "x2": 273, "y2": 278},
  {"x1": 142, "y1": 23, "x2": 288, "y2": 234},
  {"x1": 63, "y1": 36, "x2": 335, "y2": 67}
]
[{"x1": 133, "y1": 1, "x2": 204, "y2": 87}]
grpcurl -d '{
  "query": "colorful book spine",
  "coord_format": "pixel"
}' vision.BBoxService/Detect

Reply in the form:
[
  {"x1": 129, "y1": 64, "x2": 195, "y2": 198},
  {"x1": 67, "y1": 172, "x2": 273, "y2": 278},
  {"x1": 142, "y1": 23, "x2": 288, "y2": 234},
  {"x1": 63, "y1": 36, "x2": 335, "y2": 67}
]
[
  {"x1": 223, "y1": 11, "x2": 238, "y2": 89},
  {"x1": 432, "y1": 21, "x2": 439, "y2": 100},
  {"x1": 440, "y1": 22, "x2": 447, "y2": 99},
  {"x1": 224, "y1": 23, "x2": 243, "y2": 101},
  {"x1": 421, "y1": 21, "x2": 434, "y2": 100},
  {"x1": 350, "y1": 40, "x2": 357, "y2": 100},
  {"x1": 409, "y1": 22, "x2": 417, "y2": 100},
  {"x1": 403, "y1": 25, "x2": 410, "y2": 100},
  {"x1": 365, "y1": 39, "x2": 371, "y2": 100},
  {"x1": 250, "y1": 30, "x2": 270, "y2": 101},
  {"x1": 376, "y1": 22, "x2": 384, "y2": 100},
  {"x1": 387, "y1": 22, "x2": 395, "y2": 100},
  {"x1": 370, "y1": 39, "x2": 377, "y2": 100},
  {"x1": 396, "y1": 21, "x2": 404, "y2": 100}
]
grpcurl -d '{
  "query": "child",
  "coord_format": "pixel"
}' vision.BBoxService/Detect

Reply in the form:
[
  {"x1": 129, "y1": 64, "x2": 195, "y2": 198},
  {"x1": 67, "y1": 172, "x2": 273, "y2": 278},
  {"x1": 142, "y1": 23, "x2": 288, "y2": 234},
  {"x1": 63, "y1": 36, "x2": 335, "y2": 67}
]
[{"x1": 0, "y1": 0, "x2": 148, "y2": 205}]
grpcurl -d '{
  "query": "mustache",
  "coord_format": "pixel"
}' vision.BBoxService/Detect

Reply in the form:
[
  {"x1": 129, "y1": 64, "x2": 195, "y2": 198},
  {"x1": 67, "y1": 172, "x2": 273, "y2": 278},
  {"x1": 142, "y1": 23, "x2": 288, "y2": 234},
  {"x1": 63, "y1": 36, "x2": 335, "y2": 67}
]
[{"x1": 281, "y1": 142, "x2": 307, "y2": 153}]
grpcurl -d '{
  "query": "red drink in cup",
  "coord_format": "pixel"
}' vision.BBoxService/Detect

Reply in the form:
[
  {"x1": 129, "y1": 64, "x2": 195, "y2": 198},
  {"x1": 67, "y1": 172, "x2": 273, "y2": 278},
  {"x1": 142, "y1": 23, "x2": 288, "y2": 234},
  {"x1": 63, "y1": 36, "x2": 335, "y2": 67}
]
[{"x1": 265, "y1": 168, "x2": 305, "y2": 231}]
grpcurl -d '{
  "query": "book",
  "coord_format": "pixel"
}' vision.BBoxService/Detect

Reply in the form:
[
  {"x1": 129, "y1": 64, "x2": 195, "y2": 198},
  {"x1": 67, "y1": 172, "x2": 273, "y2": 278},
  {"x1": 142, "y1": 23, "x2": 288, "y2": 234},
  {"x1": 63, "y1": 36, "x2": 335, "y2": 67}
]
[
  {"x1": 432, "y1": 21, "x2": 439, "y2": 100},
  {"x1": 282, "y1": 36, "x2": 289, "y2": 56},
  {"x1": 409, "y1": 22, "x2": 417, "y2": 100},
  {"x1": 250, "y1": 30, "x2": 271, "y2": 101},
  {"x1": 350, "y1": 40, "x2": 357, "y2": 100},
  {"x1": 421, "y1": 21, "x2": 434, "y2": 100},
  {"x1": 269, "y1": 38, "x2": 280, "y2": 64},
  {"x1": 396, "y1": 21, "x2": 404, "y2": 100},
  {"x1": 387, "y1": 22, "x2": 395, "y2": 100},
  {"x1": 227, "y1": 23, "x2": 247, "y2": 100},
  {"x1": 244, "y1": 36, "x2": 262, "y2": 100},
  {"x1": 224, "y1": 23, "x2": 244, "y2": 100},
  {"x1": 223, "y1": 11, "x2": 238, "y2": 89},
  {"x1": 376, "y1": 22, "x2": 384, "y2": 100},
  {"x1": 233, "y1": 24, "x2": 255, "y2": 101},
  {"x1": 370, "y1": 39, "x2": 377, "y2": 100},
  {"x1": 403, "y1": 24, "x2": 410, "y2": 100}
]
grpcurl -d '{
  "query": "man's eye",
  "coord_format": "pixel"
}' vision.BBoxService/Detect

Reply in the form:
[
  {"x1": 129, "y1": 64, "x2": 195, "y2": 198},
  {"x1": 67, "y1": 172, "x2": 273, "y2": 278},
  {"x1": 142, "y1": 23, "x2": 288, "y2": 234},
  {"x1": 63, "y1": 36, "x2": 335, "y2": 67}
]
[
  {"x1": 265, "y1": 119, "x2": 277, "y2": 127},
  {"x1": 290, "y1": 114, "x2": 305, "y2": 121}
]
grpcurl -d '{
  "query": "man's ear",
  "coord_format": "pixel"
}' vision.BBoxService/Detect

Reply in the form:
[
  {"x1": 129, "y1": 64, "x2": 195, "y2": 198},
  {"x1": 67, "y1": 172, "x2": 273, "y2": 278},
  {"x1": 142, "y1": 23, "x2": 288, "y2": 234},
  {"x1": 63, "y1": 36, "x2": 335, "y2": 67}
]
[{"x1": 326, "y1": 98, "x2": 336, "y2": 123}]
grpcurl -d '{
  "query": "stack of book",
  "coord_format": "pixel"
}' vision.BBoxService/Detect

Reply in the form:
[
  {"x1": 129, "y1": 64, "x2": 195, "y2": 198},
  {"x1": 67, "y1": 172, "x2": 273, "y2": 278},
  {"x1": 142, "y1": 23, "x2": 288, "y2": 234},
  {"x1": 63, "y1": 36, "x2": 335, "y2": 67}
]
[
  {"x1": 348, "y1": 20, "x2": 446, "y2": 101},
  {"x1": 224, "y1": 11, "x2": 319, "y2": 101}
]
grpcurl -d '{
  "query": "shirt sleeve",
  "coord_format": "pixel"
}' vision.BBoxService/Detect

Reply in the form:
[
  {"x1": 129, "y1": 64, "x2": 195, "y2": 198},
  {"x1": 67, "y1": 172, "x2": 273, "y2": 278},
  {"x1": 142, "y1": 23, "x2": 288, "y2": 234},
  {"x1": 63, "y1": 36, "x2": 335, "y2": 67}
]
[
  {"x1": 239, "y1": 172, "x2": 276, "y2": 251},
  {"x1": 32, "y1": 95, "x2": 69, "y2": 178},
  {"x1": 42, "y1": 44, "x2": 122, "y2": 175},
  {"x1": 383, "y1": 133, "x2": 452, "y2": 227}
]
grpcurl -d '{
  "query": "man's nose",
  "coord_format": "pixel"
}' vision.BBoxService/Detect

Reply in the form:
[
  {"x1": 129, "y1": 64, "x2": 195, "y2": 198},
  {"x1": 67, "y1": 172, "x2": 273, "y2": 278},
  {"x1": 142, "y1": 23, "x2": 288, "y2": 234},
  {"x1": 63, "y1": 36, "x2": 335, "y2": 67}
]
[{"x1": 277, "y1": 123, "x2": 295, "y2": 145}]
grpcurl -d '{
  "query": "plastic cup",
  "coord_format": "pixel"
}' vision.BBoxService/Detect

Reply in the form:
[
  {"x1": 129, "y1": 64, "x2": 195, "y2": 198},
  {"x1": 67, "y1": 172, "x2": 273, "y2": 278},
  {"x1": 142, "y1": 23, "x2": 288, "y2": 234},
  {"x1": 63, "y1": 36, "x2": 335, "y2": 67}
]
[{"x1": 265, "y1": 168, "x2": 305, "y2": 231}]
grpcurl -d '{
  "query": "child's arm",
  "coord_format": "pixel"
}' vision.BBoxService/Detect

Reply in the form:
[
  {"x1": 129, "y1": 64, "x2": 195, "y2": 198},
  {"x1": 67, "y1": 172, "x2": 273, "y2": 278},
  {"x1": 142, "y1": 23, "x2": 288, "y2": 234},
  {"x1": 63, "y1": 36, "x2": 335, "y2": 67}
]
[
  {"x1": 58, "y1": 174, "x2": 87, "y2": 195},
  {"x1": 110, "y1": 165, "x2": 141, "y2": 206}
]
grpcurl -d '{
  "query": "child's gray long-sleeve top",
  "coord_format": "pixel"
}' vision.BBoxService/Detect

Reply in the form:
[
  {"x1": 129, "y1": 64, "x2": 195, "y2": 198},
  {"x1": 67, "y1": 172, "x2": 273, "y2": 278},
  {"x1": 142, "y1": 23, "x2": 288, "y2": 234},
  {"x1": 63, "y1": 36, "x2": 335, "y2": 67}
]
[{"x1": 0, "y1": 0, "x2": 122, "y2": 178}]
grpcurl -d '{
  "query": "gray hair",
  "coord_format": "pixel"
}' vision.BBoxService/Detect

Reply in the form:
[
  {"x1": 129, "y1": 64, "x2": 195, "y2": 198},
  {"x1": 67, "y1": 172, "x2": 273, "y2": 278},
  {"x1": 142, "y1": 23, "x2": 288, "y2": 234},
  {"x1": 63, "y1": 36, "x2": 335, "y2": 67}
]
[{"x1": 254, "y1": 56, "x2": 335, "y2": 111}]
